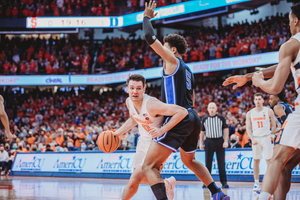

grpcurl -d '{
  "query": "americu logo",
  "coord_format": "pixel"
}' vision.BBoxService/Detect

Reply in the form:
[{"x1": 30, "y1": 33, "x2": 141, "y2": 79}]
[
  {"x1": 15, "y1": 155, "x2": 45, "y2": 170},
  {"x1": 53, "y1": 155, "x2": 86, "y2": 171},
  {"x1": 162, "y1": 153, "x2": 189, "y2": 173},
  {"x1": 97, "y1": 154, "x2": 133, "y2": 173},
  {"x1": 212, "y1": 153, "x2": 254, "y2": 174}
]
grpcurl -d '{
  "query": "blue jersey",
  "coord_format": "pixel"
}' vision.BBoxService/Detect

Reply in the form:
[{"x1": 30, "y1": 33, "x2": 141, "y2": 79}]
[
  {"x1": 161, "y1": 57, "x2": 194, "y2": 109},
  {"x1": 275, "y1": 102, "x2": 294, "y2": 124}
]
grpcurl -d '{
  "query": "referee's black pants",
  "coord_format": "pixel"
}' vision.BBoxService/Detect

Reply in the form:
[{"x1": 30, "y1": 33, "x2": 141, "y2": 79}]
[{"x1": 205, "y1": 137, "x2": 227, "y2": 184}]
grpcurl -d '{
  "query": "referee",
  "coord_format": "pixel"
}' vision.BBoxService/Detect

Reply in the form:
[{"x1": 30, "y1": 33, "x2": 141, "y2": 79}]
[{"x1": 199, "y1": 102, "x2": 229, "y2": 188}]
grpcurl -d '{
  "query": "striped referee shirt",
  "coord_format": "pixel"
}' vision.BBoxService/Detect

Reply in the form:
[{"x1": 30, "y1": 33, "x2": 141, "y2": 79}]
[{"x1": 201, "y1": 114, "x2": 228, "y2": 138}]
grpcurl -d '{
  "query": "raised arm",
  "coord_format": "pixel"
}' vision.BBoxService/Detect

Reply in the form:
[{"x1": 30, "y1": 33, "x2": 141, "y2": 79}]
[
  {"x1": 252, "y1": 39, "x2": 299, "y2": 94},
  {"x1": 147, "y1": 98, "x2": 188, "y2": 138},
  {"x1": 143, "y1": 0, "x2": 178, "y2": 74},
  {"x1": 222, "y1": 64, "x2": 278, "y2": 90}
]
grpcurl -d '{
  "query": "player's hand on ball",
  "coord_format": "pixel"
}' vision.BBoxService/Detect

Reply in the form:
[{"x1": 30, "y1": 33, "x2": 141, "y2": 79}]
[
  {"x1": 149, "y1": 127, "x2": 164, "y2": 138},
  {"x1": 222, "y1": 75, "x2": 248, "y2": 89},
  {"x1": 252, "y1": 71, "x2": 264, "y2": 87},
  {"x1": 144, "y1": 0, "x2": 158, "y2": 19}
]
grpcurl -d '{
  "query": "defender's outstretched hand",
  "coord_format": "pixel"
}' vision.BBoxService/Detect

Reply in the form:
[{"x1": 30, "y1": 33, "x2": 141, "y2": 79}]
[
  {"x1": 222, "y1": 75, "x2": 249, "y2": 90},
  {"x1": 144, "y1": 0, "x2": 158, "y2": 19}
]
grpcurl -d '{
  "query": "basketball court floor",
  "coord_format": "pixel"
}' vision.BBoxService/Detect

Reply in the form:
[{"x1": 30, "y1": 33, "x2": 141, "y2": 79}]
[{"x1": 0, "y1": 176, "x2": 299, "y2": 200}]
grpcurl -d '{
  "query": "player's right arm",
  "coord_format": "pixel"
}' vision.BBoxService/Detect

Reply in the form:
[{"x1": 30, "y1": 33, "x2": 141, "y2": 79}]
[
  {"x1": 246, "y1": 111, "x2": 257, "y2": 145},
  {"x1": 0, "y1": 95, "x2": 12, "y2": 141},
  {"x1": 222, "y1": 64, "x2": 277, "y2": 89},
  {"x1": 268, "y1": 108, "x2": 277, "y2": 135},
  {"x1": 143, "y1": 0, "x2": 178, "y2": 74},
  {"x1": 114, "y1": 98, "x2": 138, "y2": 137}
]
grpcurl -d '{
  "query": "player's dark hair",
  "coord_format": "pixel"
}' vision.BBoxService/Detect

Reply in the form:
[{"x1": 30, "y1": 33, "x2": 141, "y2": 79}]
[
  {"x1": 291, "y1": 3, "x2": 300, "y2": 20},
  {"x1": 275, "y1": 89, "x2": 287, "y2": 103},
  {"x1": 127, "y1": 74, "x2": 146, "y2": 87},
  {"x1": 254, "y1": 93, "x2": 264, "y2": 98},
  {"x1": 163, "y1": 34, "x2": 188, "y2": 55}
]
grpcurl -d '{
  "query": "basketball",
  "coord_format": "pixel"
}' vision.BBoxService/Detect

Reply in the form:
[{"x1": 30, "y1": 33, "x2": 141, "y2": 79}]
[{"x1": 97, "y1": 131, "x2": 120, "y2": 153}]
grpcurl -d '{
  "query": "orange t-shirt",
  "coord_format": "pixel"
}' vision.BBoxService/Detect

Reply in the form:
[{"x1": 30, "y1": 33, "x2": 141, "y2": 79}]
[
  {"x1": 27, "y1": 136, "x2": 36, "y2": 145},
  {"x1": 55, "y1": 136, "x2": 64, "y2": 146}
]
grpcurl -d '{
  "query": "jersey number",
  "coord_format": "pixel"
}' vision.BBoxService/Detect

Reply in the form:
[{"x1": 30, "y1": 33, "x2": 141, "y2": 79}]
[
  {"x1": 142, "y1": 124, "x2": 151, "y2": 132},
  {"x1": 257, "y1": 121, "x2": 263, "y2": 128},
  {"x1": 186, "y1": 70, "x2": 191, "y2": 90}
]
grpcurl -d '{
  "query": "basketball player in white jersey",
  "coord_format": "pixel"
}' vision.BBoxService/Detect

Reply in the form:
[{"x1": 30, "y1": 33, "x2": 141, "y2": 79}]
[
  {"x1": 224, "y1": 3, "x2": 300, "y2": 199},
  {"x1": 246, "y1": 93, "x2": 276, "y2": 192},
  {"x1": 114, "y1": 74, "x2": 188, "y2": 200}
]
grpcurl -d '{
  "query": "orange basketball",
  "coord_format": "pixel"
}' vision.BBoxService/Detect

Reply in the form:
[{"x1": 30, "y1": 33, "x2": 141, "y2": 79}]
[{"x1": 97, "y1": 131, "x2": 120, "y2": 153}]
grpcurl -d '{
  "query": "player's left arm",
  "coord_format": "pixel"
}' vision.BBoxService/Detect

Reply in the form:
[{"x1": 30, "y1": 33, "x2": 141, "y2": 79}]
[
  {"x1": 268, "y1": 108, "x2": 277, "y2": 135},
  {"x1": 147, "y1": 98, "x2": 188, "y2": 138},
  {"x1": 273, "y1": 104, "x2": 287, "y2": 124},
  {"x1": 252, "y1": 40, "x2": 299, "y2": 94},
  {"x1": 143, "y1": 0, "x2": 178, "y2": 74}
]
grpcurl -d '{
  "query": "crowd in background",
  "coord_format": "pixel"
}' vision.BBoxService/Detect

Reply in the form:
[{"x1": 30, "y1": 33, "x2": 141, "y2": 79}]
[
  {"x1": 0, "y1": 12, "x2": 290, "y2": 75},
  {"x1": 0, "y1": 75, "x2": 296, "y2": 158},
  {"x1": 0, "y1": 11, "x2": 296, "y2": 175},
  {"x1": 0, "y1": 0, "x2": 187, "y2": 18}
]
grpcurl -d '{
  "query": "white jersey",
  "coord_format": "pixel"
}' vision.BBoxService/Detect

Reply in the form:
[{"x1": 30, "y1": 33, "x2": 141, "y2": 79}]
[
  {"x1": 250, "y1": 107, "x2": 271, "y2": 137},
  {"x1": 127, "y1": 94, "x2": 164, "y2": 141},
  {"x1": 291, "y1": 33, "x2": 300, "y2": 111}
]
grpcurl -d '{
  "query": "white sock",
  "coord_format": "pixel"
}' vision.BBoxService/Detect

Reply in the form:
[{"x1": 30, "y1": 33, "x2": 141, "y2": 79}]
[
  {"x1": 259, "y1": 192, "x2": 271, "y2": 200},
  {"x1": 255, "y1": 180, "x2": 259, "y2": 184}
]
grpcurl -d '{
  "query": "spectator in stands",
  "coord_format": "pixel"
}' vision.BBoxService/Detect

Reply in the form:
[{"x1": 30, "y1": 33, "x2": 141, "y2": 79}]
[
  {"x1": 229, "y1": 134, "x2": 241, "y2": 148},
  {"x1": 209, "y1": 43, "x2": 216, "y2": 60},
  {"x1": 36, "y1": 130, "x2": 47, "y2": 145},
  {"x1": 126, "y1": 130, "x2": 135, "y2": 150},
  {"x1": 0, "y1": 144, "x2": 9, "y2": 175},
  {"x1": 45, "y1": 144, "x2": 53, "y2": 152}
]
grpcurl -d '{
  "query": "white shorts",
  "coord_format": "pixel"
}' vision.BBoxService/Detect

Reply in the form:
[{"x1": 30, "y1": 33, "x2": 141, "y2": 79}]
[
  {"x1": 252, "y1": 135, "x2": 273, "y2": 160},
  {"x1": 133, "y1": 137, "x2": 152, "y2": 169},
  {"x1": 279, "y1": 108, "x2": 300, "y2": 149}
]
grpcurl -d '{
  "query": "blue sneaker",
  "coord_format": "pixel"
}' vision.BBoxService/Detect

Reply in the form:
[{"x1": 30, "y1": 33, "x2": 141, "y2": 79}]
[
  {"x1": 212, "y1": 192, "x2": 230, "y2": 200},
  {"x1": 256, "y1": 189, "x2": 260, "y2": 194}
]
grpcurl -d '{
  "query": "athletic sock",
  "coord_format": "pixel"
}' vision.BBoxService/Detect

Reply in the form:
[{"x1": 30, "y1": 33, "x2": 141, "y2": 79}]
[
  {"x1": 258, "y1": 192, "x2": 271, "y2": 200},
  {"x1": 151, "y1": 183, "x2": 168, "y2": 200},
  {"x1": 207, "y1": 182, "x2": 221, "y2": 196},
  {"x1": 255, "y1": 180, "x2": 259, "y2": 185}
]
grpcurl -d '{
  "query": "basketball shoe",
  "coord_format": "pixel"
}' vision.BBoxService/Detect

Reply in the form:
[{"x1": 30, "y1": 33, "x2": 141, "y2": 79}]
[
  {"x1": 165, "y1": 176, "x2": 176, "y2": 200},
  {"x1": 253, "y1": 183, "x2": 260, "y2": 192},
  {"x1": 212, "y1": 191, "x2": 230, "y2": 200}
]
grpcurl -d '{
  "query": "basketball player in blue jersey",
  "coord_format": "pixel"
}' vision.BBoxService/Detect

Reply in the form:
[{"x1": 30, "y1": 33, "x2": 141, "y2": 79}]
[
  {"x1": 141, "y1": 1, "x2": 229, "y2": 200},
  {"x1": 268, "y1": 90, "x2": 293, "y2": 126},
  {"x1": 223, "y1": 3, "x2": 300, "y2": 199}
]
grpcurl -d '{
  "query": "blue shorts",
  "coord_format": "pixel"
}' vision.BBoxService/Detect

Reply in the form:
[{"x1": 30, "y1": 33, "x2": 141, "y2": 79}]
[{"x1": 153, "y1": 109, "x2": 200, "y2": 154}]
